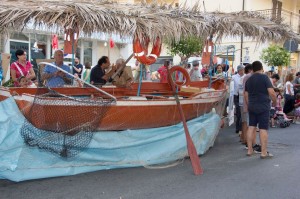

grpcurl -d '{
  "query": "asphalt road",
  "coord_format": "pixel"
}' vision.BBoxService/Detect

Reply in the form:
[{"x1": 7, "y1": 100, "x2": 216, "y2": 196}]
[{"x1": 1, "y1": 124, "x2": 300, "y2": 199}]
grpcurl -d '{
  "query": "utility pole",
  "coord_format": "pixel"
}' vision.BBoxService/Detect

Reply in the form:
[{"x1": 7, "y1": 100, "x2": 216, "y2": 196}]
[{"x1": 240, "y1": 0, "x2": 245, "y2": 64}]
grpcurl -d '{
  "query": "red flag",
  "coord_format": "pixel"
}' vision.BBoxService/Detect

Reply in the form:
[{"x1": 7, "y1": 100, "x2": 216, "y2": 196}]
[
  {"x1": 52, "y1": 34, "x2": 58, "y2": 50},
  {"x1": 109, "y1": 38, "x2": 115, "y2": 48}
]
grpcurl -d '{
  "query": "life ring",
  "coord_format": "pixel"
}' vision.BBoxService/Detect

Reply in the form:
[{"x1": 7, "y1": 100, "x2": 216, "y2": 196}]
[
  {"x1": 133, "y1": 36, "x2": 162, "y2": 65},
  {"x1": 168, "y1": 66, "x2": 191, "y2": 87}
]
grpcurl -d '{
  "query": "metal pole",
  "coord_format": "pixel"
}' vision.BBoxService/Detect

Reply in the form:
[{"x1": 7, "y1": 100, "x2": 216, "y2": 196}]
[
  {"x1": 137, "y1": 64, "x2": 143, "y2": 96},
  {"x1": 39, "y1": 62, "x2": 117, "y2": 100},
  {"x1": 208, "y1": 35, "x2": 213, "y2": 88},
  {"x1": 226, "y1": 46, "x2": 229, "y2": 74},
  {"x1": 240, "y1": 0, "x2": 245, "y2": 64},
  {"x1": 71, "y1": 32, "x2": 75, "y2": 84}
]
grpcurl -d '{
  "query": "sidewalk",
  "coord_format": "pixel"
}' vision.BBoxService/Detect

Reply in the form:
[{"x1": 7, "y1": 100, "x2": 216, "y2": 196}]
[{"x1": 1, "y1": 123, "x2": 300, "y2": 199}]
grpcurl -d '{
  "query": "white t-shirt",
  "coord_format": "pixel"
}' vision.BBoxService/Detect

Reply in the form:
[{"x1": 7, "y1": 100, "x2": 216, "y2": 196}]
[
  {"x1": 232, "y1": 73, "x2": 244, "y2": 95},
  {"x1": 238, "y1": 75, "x2": 244, "y2": 106},
  {"x1": 285, "y1": 81, "x2": 294, "y2": 95}
]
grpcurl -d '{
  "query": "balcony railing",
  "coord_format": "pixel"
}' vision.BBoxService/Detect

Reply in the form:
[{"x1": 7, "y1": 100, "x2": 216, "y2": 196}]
[{"x1": 256, "y1": 9, "x2": 300, "y2": 33}]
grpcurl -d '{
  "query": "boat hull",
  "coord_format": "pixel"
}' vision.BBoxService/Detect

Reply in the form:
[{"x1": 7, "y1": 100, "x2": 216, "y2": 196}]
[{"x1": 0, "y1": 81, "x2": 227, "y2": 132}]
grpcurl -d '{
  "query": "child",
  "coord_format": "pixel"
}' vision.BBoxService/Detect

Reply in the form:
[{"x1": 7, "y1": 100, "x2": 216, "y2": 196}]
[
  {"x1": 274, "y1": 88, "x2": 292, "y2": 121},
  {"x1": 18, "y1": 76, "x2": 36, "y2": 88},
  {"x1": 295, "y1": 93, "x2": 300, "y2": 124},
  {"x1": 274, "y1": 88, "x2": 283, "y2": 112},
  {"x1": 18, "y1": 76, "x2": 29, "y2": 87}
]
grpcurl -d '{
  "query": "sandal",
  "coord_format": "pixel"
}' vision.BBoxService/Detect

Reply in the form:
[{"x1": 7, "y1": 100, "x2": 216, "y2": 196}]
[
  {"x1": 246, "y1": 150, "x2": 253, "y2": 156},
  {"x1": 260, "y1": 152, "x2": 273, "y2": 159}
]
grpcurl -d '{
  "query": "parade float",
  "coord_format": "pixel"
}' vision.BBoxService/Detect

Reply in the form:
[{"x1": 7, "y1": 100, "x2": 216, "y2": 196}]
[{"x1": 0, "y1": 0, "x2": 299, "y2": 181}]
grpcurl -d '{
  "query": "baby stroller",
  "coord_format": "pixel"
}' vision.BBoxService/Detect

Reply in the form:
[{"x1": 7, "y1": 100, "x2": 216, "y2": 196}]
[{"x1": 274, "y1": 111, "x2": 291, "y2": 128}]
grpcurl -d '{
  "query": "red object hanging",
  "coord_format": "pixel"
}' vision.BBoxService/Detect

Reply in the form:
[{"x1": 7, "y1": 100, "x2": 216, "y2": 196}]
[
  {"x1": 133, "y1": 35, "x2": 162, "y2": 65},
  {"x1": 201, "y1": 36, "x2": 214, "y2": 65},
  {"x1": 52, "y1": 34, "x2": 58, "y2": 50},
  {"x1": 109, "y1": 38, "x2": 115, "y2": 48},
  {"x1": 64, "y1": 29, "x2": 79, "y2": 54}
]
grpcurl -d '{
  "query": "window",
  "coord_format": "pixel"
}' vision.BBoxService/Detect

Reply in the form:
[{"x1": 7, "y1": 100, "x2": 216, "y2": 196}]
[
  {"x1": 83, "y1": 41, "x2": 92, "y2": 64},
  {"x1": 10, "y1": 32, "x2": 29, "y2": 41},
  {"x1": 30, "y1": 35, "x2": 47, "y2": 72},
  {"x1": 9, "y1": 41, "x2": 29, "y2": 63},
  {"x1": 272, "y1": 0, "x2": 282, "y2": 22}
]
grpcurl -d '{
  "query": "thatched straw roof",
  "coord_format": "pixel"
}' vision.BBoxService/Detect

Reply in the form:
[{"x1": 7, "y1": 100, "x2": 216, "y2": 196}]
[{"x1": 0, "y1": 0, "x2": 299, "y2": 43}]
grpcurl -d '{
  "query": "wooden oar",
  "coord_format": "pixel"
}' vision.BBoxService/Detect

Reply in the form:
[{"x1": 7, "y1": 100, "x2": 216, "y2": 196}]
[
  {"x1": 39, "y1": 62, "x2": 117, "y2": 100},
  {"x1": 166, "y1": 65, "x2": 203, "y2": 175},
  {"x1": 110, "y1": 53, "x2": 134, "y2": 80}
]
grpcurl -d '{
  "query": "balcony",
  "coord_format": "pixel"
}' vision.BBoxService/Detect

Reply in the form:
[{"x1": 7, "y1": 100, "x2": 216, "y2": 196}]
[{"x1": 256, "y1": 9, "x2": 300, "y2": 34}]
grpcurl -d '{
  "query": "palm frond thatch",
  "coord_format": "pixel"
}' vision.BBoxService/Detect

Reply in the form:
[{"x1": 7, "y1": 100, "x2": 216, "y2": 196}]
[{"x1": 0, "y1": 0, "x2": 299, "y2": 43}]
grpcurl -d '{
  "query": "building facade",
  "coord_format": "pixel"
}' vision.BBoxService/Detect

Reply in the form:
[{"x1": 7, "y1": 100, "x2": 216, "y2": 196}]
[
  {"x1": 1, "y1": 0, "x2": 300, "y2": 83},
  {"x1": 181, "y1": 0, "x2": 300, "y2": 71}
]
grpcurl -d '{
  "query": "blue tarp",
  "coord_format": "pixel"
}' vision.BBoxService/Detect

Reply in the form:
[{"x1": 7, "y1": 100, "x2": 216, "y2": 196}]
[{"x1": 0, "y1": 97, "x2": 221, "y2": 182}]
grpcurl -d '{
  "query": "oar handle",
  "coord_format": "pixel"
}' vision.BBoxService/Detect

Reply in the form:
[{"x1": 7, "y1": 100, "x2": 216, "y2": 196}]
[
  {"x1": 111, "y1": 53, "x2": 134, "y2": 79},
  {"x1": 167, "y1": 65, "x2": 203, "y2": 175}
]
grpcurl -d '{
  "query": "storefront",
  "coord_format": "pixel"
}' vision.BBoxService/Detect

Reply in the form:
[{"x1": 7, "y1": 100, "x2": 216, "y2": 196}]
[{"x1": 0, "y1": 30, "x2": 132, "y2": 83}]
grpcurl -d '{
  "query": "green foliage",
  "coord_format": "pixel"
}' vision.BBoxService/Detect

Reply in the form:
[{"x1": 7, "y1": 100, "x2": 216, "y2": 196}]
[
  {"x1": 167, "y1": 36, "x2": 203, "y2": 58},
  {"x1": 260, "y1": 45, "x2": 290, "y2": 67}
]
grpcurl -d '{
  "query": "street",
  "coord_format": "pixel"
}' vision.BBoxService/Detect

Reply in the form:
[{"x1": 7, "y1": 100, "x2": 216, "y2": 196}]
[{"x1": 1, "y1": 124, "x2": 300, "y2": 199}]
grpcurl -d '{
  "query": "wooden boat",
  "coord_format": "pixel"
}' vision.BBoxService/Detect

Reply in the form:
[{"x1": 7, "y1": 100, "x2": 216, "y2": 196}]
[
  {"x1": 0, "y1": 1, "x2": 297, "y2": 135},
  {"x1": 0, "y1": 79, "x2": 227, "y2": 133}
]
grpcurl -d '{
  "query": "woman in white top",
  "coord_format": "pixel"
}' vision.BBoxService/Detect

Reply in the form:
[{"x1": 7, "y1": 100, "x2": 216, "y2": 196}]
[{"x1": 285, "y1": 73, "x2": 294, "y2": 96}]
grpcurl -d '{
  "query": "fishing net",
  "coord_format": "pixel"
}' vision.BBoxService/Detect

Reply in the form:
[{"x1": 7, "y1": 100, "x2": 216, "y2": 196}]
[{"x1": 20, "y1": 63, "x2": 115, "y2": 158}]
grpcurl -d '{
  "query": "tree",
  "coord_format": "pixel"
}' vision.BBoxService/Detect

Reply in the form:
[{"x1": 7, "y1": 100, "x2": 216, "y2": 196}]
[
  {"x1": 167, "y1": 36, "x2": 204, "y2": 59},
  {"x1": 260, "y1": 45, "x2": 290, "y2": 67}
]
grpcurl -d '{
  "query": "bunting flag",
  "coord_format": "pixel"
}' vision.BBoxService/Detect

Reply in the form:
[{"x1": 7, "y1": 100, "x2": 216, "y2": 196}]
[
  {"x1": 51, "y1": 34, "x2": 58, "y2": 50},
  {"x1": 63, "y1": 28, "x2": 79, "y2": 54}
]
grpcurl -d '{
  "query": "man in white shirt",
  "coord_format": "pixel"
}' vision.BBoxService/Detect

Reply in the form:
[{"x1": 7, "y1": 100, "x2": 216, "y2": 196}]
[{"x1": 231, "y1": 64, "x2": 245, "y2": 134}]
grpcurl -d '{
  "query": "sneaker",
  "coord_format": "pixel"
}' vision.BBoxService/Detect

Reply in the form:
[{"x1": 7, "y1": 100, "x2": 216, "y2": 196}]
[
  {"x1": 244, "y1": 143, "x2": 248, "y2": 150},
  {"x1": 253, "y1": 144, "x2": 261, "y2": 153}
]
